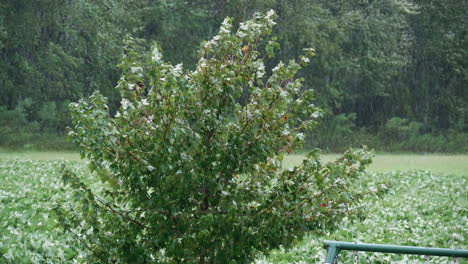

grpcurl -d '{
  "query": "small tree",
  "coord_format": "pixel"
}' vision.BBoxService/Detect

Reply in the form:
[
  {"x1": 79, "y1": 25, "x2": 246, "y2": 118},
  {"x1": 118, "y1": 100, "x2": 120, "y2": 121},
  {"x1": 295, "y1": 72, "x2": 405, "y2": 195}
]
[{"x1": 59, "y1": 10, "x2": 373, "y2": 263}]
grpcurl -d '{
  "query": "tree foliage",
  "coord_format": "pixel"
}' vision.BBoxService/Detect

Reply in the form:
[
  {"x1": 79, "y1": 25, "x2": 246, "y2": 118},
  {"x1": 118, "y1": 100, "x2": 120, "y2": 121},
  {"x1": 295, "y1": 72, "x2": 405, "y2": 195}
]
[
  {"x1": 1, "y1": 0, "x2": 466, "y2": 151},
  {"x1": 59, "y1": 11, "x2": 373, "y2": 263},
  {"x1": 0, "y1": 0, "x2": 140, "y2": 143}
]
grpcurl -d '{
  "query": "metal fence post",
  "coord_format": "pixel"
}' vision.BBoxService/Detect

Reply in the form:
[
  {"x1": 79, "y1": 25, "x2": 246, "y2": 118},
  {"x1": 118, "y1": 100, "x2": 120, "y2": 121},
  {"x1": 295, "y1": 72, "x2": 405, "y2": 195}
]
[
  {"x1": 324, "y1": 244, "x2": 340, "y2": 264},
  {"x1": 322, "y1": 241, "x2": 468, "y2": 263}
]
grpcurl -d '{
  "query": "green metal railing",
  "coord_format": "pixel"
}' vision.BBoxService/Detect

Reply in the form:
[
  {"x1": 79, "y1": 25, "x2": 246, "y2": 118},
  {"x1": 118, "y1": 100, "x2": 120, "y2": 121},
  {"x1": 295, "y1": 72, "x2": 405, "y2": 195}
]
[{"x1": 323, "y1": 240, "x2": 468, "y2": 263}]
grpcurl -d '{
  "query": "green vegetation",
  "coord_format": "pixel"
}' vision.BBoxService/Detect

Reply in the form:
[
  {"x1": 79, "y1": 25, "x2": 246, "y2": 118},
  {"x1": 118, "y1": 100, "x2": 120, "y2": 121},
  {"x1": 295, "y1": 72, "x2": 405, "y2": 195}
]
[
  {"x1": 284, "y1": 153, "x2": 468, "y2": 176},
  {"x1": 0, "y1": 150, "x2": 80, "y2": 161},
  {"x1": 0, "y1": 160, "x2": 80, "y2": 262},
  {"x1": 57, "y1": 12, "x2": 378, "y2": 263},
  {"x1": 259, "y1": 170, "x2": 467, "y2": 263},
  {"x1": 1, "y1": 157, "x2": 466, "y2": 263},
  {"x1": 1, "y1": 0, "x2": 467, "y2": 152},
  {"x1": 2, "y1": 150, "x2": 467, "y2": 176},
  {"x1": 1, "y1": 0, "x2": 466, "y2": 262},
  {"x1": 307, "y1": 117, "x2": 468, "y2": 153}
]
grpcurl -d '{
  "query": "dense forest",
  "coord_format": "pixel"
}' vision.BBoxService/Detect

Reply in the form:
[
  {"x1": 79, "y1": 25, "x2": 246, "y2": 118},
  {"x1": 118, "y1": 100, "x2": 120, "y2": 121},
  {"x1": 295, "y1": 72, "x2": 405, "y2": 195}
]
[{"x1": 0, "y1": 0, "x2": 467, "y2": 152}]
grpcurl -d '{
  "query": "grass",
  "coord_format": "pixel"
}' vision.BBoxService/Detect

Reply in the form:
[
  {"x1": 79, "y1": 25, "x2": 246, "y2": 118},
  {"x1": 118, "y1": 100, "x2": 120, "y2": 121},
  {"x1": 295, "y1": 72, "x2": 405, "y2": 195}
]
[
  {"x1": 283, "y1": 153, "x2": 468, "y2": 176},
  {"x1": 0, "y1": 150, "x2": 81, "y2": 161},
  {"x1": 1, "y1": 150, "x2": 467, "y2": 176}
]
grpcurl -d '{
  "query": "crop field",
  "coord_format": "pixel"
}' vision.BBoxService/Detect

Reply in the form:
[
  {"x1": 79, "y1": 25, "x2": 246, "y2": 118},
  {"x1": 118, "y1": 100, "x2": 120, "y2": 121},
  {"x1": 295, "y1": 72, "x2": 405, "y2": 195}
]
[
  {"x1": 259, "y1": 170, "x2": 467, "y2": 263},
  {"x1": 0, "y1": 160, "x2": 80, "y2": 262},
  {"x1": 0, "y1": 153, "x2": 467, "y2": 263}
]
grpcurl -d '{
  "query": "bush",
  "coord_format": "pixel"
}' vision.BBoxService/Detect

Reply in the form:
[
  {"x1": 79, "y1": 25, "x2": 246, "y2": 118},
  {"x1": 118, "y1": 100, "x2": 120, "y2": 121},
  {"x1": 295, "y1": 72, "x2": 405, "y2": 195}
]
[
  {"x1": 0, "y1": 99, "x2": 74, "y2": 150},
  {"x1": 306, "y1": 113, "x2": 358, "y2": 151},
  {"x1": 305, "y1": 115, "x2": 468, "y2": 153},
  {"x1": 382, "y1": 117, "x2": 421, "y2": 142},
  {"x1": 58, "y1": 11, "x2": 373, "y2": 263},
  {"x1": 0, "y1": 98, "x2": 38, "y2": 147},
  {"x1": 380, "y1": 117, "x2": 468, "y2": 153}
]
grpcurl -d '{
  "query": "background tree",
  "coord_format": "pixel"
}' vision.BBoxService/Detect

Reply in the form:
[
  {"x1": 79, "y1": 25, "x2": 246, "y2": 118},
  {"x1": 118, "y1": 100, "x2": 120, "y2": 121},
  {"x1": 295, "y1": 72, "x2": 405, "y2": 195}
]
[
  {"x1": 405, "y1": 0, "x2": 468, "y2": 131},
  {"x1": 0, "y1": 0, "x2": 466, "y2": 152},
  {"x1": 0, "y1": 0, "x2": 140, "y2": 147}
]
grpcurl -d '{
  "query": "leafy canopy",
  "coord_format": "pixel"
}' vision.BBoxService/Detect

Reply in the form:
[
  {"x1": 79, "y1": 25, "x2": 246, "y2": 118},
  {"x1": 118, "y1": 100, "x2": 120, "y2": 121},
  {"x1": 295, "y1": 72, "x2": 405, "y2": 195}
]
[{"x1": 60, "y1": 10, "x2": 372, "y2": 263}]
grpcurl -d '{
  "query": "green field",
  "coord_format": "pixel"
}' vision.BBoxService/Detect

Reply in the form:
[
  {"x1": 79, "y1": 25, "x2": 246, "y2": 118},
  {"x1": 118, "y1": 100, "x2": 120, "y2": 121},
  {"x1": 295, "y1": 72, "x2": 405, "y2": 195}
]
[
  {"x1": 0, "y1": 152, "x2": 467, "y2": 263},
  {"x1": 259, "y1": 169, "x2": 467, "y2": 263},
  {"x1": 283, "y1": 153, "x2": 468, "y2": 176},
  {"x1": 2, "y1": 151, "x2": 468, "y2": 175},
  {"x1": 0, "y1": 150, "x2": 81, "y2": 161},
  {"x1": 2, "y1": 150, "x2": 468, "y2": 175}
]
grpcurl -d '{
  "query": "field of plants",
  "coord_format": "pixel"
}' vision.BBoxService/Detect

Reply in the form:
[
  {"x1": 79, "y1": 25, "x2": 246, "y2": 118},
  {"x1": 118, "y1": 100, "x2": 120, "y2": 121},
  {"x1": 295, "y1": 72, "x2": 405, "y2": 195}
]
[
  {"x1": 0, "y1": 154, "x2": 467, "y2": 263},
  {"x1": 259, "y1": 170, "x2": 467, "y2": 263},
  {"x1": 2, "y1": 0, "x2": 467, "y2": 262},
  {"x1": 0, "y1": 160, "x2": 79, "y2": 262}
]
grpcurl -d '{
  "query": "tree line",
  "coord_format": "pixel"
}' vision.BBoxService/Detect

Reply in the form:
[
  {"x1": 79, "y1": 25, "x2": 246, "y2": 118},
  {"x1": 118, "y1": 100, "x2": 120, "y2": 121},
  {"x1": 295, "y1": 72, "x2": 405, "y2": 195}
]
[{"x1": 0, "y1": 0, "x2": 466, "y2": 151}]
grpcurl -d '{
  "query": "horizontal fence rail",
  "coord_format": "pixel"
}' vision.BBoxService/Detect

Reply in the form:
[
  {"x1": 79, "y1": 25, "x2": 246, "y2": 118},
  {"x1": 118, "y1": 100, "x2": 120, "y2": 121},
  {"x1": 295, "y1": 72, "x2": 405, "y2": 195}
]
[{"x1": 323, "y1": 240, "x2": 468, "y2": 263}]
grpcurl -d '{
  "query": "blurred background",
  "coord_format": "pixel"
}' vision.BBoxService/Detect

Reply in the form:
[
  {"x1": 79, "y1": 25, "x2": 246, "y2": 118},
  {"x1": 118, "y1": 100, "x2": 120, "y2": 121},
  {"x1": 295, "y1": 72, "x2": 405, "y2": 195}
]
[{"x1": 1, "y1": 0, "x2": 466, "y2": 152}]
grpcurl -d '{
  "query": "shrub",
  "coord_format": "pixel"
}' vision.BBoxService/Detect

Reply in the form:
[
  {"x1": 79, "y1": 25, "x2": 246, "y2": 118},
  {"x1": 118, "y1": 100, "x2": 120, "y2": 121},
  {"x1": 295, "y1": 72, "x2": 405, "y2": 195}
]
[
  {"x1": 58, "y1": 11, "x2": 373, "y2": 263},
  {"x1": 0, "y1": 98, "x2": 39, "y2": 147},
  {"x1": 383, "y1": 117, "x2": 422, "y2": 142},
  {"x1": 0, "y1": 99, "x2": 74, "y2": 150},
  {"x1": 306, "y1": 113, "x2": 358, "y2": 151}
]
